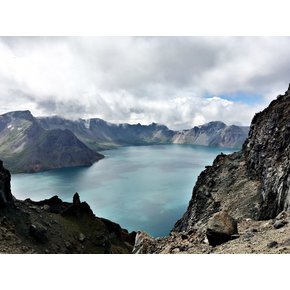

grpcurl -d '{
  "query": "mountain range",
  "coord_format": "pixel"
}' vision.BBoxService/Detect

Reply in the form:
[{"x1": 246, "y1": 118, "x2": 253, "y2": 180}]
[
  {"x1": 38, "y1": 117, "x2": 249, "y2": 150},
  {"x1": 0, "y1": 110, "x2": 249, "y2": 173},
  {"x1": 0, "y1": 111, "x2": 104, "y2": 173}
]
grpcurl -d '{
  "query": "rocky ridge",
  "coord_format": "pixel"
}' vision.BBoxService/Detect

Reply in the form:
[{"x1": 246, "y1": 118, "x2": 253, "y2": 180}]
[
  {"x1": 38, "y1": 117, "x2": 248, "y2": 150},
  {"x1": 0, "y1": 162, "x2": 135, "y2": 253},
  {"x1": 133, "y1": 84, "x2": 290, "y2": 254}
]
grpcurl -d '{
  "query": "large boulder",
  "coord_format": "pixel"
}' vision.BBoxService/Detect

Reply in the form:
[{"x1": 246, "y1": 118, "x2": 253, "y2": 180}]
[
  {"x1": 206, "y1": 211, "x2": 238, "y2": 246},
  {"x1": 0, "y1": 160, "x2": 14, "y2": 208}
]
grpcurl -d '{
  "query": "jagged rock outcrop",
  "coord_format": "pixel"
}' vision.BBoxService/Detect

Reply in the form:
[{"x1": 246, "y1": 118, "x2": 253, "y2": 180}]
[
  {"x1": 0, "y1": 161, "x2": 14, "y2": 207},
  {"x1": 243, "y1": 87, "x2": 290, "y2": 219},
  {"x1": 62, "y1": 192, "x2": 94, "y2": 217}
]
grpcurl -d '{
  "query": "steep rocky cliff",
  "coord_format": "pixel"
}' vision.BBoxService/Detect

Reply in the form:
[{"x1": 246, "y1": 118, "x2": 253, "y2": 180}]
[
  {"x1": 243, "y1": 89, "x2": 290, "y2": 219},
  {"x1": 133, "y1": 84, "x2": 290, "y2": 254}
]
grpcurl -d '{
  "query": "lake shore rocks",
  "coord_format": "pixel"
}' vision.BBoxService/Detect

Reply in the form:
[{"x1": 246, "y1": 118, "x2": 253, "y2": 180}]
[{"x1": 0, "y1": 161, "x2": 135, "y2": 254}]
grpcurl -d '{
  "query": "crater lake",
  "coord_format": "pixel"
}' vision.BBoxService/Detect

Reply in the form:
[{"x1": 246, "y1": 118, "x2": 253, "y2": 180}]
[{"x1": 11, "y1": 145, "x2": 235, "y2": 237}]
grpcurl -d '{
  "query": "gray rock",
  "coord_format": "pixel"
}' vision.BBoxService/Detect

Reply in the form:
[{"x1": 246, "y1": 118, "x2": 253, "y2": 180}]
[
  {"x1": 171, "y1": 248, "x2": 180, "y2": 253},
  {"x1": 78, "y1": 233, "x2": 86, "y2": 242},
  {"x1": 65, "y1": 241, "x2": 72, "y2": 250},
  {"x1": 281, "y1": 238, "x2": 290, "y2": 246},
  {"x1": 276, "y1": 211, "x2": 287, "y2": 220},
  {"x1": 267, "y1": 241, "x2": 278, "y2": 248},
  {"x1": 273, "y1": 220, "x2": 288, "y2": 229},
  {"x1": 42, "y1": 204, "x2": 50, "y2": 211}
]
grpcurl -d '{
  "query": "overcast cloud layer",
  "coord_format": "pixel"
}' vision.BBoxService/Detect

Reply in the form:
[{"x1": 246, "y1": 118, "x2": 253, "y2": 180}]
[{"x1": 0, "y1": 37, "x2": 289, "y2": 129}]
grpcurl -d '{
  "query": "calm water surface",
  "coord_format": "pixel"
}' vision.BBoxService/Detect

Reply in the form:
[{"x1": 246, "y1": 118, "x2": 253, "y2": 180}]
[{"x1": 11, "y1": 145, "x2": 235, "y2": 237}]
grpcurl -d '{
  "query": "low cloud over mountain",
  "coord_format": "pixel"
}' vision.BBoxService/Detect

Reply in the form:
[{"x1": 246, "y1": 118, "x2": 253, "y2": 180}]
[{"x1": 0, "y1": 37, "x2": 289, "y2": 129}]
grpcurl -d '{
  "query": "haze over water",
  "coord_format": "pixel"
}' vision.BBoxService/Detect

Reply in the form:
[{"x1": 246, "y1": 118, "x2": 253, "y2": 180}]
[{"x1": 11, "y1": 145, "x2": 235, "y2": 237}]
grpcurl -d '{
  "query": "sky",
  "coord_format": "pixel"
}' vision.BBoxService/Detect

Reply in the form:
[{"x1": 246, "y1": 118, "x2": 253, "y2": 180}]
[{"x1": 0, "y1": 36, "x2": 289, "y2": 129}]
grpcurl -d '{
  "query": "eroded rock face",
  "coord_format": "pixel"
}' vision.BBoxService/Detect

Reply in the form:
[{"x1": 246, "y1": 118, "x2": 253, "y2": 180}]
[
  {"x1": 206, "y1": 211, "x2": 238, "y2": 246},
  {"x1": 0, "y1": 160, "x2": 14, "y2": 207},
  {"x1": 173, "y1": 85, "x2": 290, "y2": 233},
  {"x1": 243, "y1": 86, "x2": 290, "y2": 219}
]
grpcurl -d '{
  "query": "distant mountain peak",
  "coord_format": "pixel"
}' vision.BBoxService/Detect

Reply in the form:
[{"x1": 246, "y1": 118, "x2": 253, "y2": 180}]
[
  {"x1": 2, "y1": 110, "x2": 34, "y2": 121},
  {"x1": 201, "y1": 121, "x2": 227, "y2": 128}
]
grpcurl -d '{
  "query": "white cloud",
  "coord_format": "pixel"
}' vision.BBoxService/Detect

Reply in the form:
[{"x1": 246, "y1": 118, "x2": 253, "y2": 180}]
[{"x1": 0, "y1": 37, "x2": 289, "y2": 129}]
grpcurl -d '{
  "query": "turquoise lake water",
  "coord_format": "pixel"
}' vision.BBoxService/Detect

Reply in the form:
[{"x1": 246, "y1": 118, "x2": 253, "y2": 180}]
[{"x1": 11, "y1": 145, "x2": 235, "y2": 237}]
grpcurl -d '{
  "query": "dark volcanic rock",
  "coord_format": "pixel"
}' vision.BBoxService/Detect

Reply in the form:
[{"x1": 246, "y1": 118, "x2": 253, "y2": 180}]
[
  {"x1": 206, "y1": 211, "x2": 238, "y2": 246},
  {"x1": 273, "y1": 220, "x2": 288, "y2": 229},
  {"x1": 26, "y1": 195, "x2": 67, "y2": 214},
  {"x1": 267, "y1": 241, "x2": 278, "y2": 248},
  {"x1": 62, "y1": 193, "x2": 94, "y2": 218},
  {"x1": 73, "y1": 192, "x2": 81, "y2": 204},
  {"x1": 0, "y1": 161, "x2": 14, "y2": 207},
  {"x1": 243, "y1": 85, "x2": 290, "y2": 219}
]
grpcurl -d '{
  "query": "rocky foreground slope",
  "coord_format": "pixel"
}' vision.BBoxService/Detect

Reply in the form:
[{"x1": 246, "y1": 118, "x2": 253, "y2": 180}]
[
  {"x1": 133, "y1": 85, "x2": 290, "y2": 254},
  {"x1": 0, "y1": 161, "x2": 135, "y2": 253}
]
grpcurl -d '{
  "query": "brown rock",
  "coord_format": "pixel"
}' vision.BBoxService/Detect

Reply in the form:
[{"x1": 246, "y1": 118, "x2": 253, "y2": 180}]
[{"x1": 206, "y1": 211, "x2": 238, "y2": 246}]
